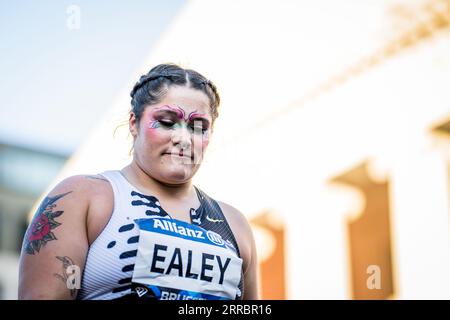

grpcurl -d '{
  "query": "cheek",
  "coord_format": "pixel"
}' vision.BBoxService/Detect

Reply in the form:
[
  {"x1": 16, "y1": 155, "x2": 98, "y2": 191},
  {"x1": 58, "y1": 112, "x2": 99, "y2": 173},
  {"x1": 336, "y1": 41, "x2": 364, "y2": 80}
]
[
  {"x1": 194, "y1": 134, "x2": 209, "y2": 150},
  {"x1": 143, "y1": 122, "x2": 170, "y2": 142},
  {"x1": 146, "y1": 127, "x2": 160, "y2": 140},
  {"x1": 201, "y1": 137, "x2": 209, "y2": 149}
]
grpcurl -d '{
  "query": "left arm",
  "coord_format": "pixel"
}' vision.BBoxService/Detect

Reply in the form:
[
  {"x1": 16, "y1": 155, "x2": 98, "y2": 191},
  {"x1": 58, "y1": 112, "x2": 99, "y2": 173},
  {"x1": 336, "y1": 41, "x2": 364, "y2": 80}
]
[
  {"x1": 218, "y1": 201, "x2": 261, "y2": 300},
  {"x1": 242, "y1": 221, "x2": 260, "y2": 300}
]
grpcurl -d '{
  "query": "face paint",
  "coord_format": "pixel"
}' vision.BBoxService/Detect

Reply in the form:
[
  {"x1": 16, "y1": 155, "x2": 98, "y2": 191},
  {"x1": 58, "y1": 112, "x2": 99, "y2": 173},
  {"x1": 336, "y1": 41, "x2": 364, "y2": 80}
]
[
  {"x1": 189, "y1": 112, "x2": 211, "y2": 135},
  {"x1": 155, "y1": 105, "x2": 185, "y2": 120},
  {"x1": 131, "y1": 85, "x2": 214, "y2": 184},
  {"x1": 148, "y1": 105, "x2": 211, "y2": 136}
]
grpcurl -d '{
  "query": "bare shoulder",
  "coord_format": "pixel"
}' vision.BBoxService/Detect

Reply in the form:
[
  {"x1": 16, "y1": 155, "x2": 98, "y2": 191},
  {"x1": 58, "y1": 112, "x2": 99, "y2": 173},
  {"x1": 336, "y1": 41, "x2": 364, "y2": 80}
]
[
  {"x1": 46, "y1": 175, "x2": 90, "y2": 208},
  {"x1": 217, "y1": 200, "x2": 254, "y2": 261},
  {"x1": 52, "y1": 174, "x2": 107, "y2": 192},
  {"x1": 69, "y1": 174, "x2": 114, "y2": 245},
  {"x1": 81, "y1": 174, "x2": 113, "y2": 198},
  {"x1": 217, "y1": 201, "x2": 252, "y2": 237},
  {"x1": 45, "y1": 174, "x2": 113, "y2": 236},
  {"x1": 217, "y1": 201, "x2": 261, "y2": 299},
  {"x1": 49, "y1": 174, "x2": 111, "y2": 204},
  {"x1": 217, "y1": 200, "x2": 260, "y2": 299}
]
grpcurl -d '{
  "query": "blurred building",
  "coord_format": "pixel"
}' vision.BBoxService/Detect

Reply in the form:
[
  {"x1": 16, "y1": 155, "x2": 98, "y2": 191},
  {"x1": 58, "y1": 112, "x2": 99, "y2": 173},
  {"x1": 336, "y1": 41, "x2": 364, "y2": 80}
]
[
  {"x1": 0, "y1": 143, "x2": 67, "y2": 299},
  {"x1": 8, "y1": 0, "x2": 450, "y2": 299}
]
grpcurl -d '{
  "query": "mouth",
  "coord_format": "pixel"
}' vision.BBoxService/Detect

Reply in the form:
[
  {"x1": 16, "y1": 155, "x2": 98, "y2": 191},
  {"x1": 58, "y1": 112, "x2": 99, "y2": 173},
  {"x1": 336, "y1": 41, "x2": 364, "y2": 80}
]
[{"x1": 162, "y1": 152, "x2": 193, "y2": 160}]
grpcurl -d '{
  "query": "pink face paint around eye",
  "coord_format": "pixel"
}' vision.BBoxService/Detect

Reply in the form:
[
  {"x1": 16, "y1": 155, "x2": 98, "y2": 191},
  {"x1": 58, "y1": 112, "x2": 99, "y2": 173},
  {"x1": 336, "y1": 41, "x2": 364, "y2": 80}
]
[
  {"x1": 147, "y1": 105, "x2": 180, "y2": 131},
  {"x1": 149, "y1": 120, "x2": 160, "y2": 129},
  {"x1": 145, "y1": 112, "x2": 167, "y2": 140},
  {"x1": 153, "y1": 104, "x2": 185, "y2": 120},
  {"x1": 188, "y1": 111, "x2": 211, "y2": 132},
  {"x1": 154, "y1": 105, "x2": 211, "y2": 124},
  {"x1": 147, "y1": 105, "x2": 211, "y2": 136},
  {"x1": 188, "y1": 111, "x2": 208, "y2": 122}
]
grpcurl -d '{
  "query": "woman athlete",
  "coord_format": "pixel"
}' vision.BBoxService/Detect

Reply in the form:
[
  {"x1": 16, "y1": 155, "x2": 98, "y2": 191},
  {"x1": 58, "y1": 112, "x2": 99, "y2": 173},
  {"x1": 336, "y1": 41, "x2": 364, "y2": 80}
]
[{"x1": 18, "y1": 63, "x2": 259, "y2": 300}]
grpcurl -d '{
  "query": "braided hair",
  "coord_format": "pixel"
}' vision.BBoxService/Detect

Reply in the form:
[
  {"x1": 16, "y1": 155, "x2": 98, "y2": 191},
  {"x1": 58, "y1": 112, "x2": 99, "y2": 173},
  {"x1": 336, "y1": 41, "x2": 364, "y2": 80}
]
[{"x1": 130, "y1": 63, "x2": 220, "y2": 125}]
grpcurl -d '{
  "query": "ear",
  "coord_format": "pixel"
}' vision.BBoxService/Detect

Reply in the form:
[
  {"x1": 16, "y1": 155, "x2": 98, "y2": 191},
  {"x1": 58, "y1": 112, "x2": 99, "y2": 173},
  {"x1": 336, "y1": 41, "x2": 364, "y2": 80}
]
[{"x1": 129, "y1": 112, "x2": 139, "y2": 138}]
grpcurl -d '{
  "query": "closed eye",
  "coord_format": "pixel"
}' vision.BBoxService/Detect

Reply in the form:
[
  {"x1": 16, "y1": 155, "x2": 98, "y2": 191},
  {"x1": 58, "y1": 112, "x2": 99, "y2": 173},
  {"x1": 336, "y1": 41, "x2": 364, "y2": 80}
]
[
  {"x1": 189, "y1": 125, "x2": 208, "y2": 133},
  {"x1": 189, "y1": 119, "x2": 209, "y2": 133},
  {"x1": 158, "y1": 120, "x2": 175, "y2": 127}
]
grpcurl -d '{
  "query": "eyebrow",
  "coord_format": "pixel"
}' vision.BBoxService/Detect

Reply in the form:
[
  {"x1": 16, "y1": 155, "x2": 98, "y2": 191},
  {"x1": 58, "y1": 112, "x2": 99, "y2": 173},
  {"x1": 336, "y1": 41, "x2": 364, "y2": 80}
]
[
  {"x1": 153, "y1": 109, "x2": 181, "y2": 118},
  {"x1": 153, "y1": 105, "x2": 185, "y2": 119},
  {"x1": 153, "y1": 107, "x2": 211, "y2": 125},
  {"x1": 189, "y1": 113, "x2": 210, "y2": 125}
]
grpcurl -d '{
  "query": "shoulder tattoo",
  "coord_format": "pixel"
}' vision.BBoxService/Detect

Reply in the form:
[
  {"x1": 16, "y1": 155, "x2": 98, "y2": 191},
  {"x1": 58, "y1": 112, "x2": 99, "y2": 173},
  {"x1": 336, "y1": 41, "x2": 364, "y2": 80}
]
[{"x1": 23, "y1": 191, "x2": 72, "y2": 255}]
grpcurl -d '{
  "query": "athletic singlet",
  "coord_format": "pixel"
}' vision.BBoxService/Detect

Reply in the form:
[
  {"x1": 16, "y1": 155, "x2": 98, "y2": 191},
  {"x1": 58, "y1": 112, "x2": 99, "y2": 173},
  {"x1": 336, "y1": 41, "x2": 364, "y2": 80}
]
[{"x1": 77, "y1": 170, "x2": 244, "y2": 300}]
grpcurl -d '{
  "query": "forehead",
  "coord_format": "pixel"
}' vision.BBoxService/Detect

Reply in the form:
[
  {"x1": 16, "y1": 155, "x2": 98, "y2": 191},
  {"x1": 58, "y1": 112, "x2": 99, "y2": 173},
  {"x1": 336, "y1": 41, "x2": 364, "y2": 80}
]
[{"x1": 147, "y1": 85, "x2": 211, "y2": 118}]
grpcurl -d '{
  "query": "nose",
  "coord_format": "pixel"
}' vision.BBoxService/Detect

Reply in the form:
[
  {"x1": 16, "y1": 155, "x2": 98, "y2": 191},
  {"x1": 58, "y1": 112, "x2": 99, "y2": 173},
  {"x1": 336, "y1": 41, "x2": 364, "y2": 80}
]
[{"x1": 171, "y1": 126, "x2": 192, "y2": 150}]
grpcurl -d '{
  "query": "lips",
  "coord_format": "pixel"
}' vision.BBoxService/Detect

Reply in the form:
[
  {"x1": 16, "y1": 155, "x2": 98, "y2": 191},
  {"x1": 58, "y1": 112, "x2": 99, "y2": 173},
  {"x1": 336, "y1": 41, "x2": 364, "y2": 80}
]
[{"x1": 163, "y1": 151, "x2": 192, "y2": 159}]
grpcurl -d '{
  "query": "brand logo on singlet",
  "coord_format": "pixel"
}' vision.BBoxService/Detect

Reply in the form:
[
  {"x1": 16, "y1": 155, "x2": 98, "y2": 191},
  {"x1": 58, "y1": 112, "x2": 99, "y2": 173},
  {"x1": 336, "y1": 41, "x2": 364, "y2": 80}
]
[
  {"x1": 206, "y1": 230, "x2": 224, "y2": 246},
  {"x1": 153, "y1": 218, "x2": 205, "y2": 240},
  {"x1": 135, "y1": 286, "x2": 148, "y2": 297}
]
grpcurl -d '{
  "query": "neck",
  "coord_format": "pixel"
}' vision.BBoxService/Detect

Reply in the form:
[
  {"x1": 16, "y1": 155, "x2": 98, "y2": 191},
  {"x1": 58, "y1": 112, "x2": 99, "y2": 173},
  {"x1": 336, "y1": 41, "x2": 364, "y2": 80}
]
[{"x1": 121, "y1": 161, "x2": 194, "y2": 200}]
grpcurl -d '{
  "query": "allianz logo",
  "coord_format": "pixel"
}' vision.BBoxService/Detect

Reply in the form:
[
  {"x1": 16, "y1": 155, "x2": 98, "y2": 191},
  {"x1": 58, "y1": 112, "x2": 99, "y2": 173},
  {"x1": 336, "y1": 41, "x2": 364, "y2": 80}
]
[
  {"x1": 206, "y1": 230, "x2": 225, "y2": 246},
  {"x1": 153, "y1": 218, "x2": 205, "y2": 239},
  {"x1": 152, "y1": 219, "x2": 225, "y2": 246}
]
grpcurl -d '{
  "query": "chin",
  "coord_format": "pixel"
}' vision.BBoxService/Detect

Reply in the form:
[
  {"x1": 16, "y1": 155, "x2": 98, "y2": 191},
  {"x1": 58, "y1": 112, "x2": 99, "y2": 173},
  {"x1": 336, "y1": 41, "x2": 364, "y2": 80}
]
[
  {"x1": 152, "y1": 157, "x2": 202, "y2": 182},
  {"x1": 159, "y1": 167, "x2": 194, "y2": 184}
]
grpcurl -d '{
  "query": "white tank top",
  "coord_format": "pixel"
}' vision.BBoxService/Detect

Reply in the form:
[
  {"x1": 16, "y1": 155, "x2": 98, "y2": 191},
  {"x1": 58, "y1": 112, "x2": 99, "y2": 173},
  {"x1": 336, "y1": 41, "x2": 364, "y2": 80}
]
[{"x1": 77, "y1": 170, "x2": 243, "y2": 300}]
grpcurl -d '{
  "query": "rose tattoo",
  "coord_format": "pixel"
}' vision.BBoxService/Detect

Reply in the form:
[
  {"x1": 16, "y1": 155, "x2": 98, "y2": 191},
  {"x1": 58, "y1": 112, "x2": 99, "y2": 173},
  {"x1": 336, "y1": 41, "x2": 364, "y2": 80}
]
[{"x1": 24, "y1": 191, "x2": 72, "y2": 255}]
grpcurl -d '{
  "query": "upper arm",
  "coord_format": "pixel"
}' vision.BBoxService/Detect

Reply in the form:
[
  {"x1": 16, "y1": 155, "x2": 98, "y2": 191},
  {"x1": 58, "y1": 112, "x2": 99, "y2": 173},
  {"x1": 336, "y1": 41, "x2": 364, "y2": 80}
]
[
  {"x1": 18, "y1": 176, "x2": 91, "y2": 300},
  {"x1": 218, "y1": 201, "x2": 261, "y2": 300}
]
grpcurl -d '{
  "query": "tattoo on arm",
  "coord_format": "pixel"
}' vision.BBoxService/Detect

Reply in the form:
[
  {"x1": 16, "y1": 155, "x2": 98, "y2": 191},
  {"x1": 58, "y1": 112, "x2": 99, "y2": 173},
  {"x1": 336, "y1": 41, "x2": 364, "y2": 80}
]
[
  {"x1": 84, "y1": 175, "x2": 108, "y2": 182},
  {"x1": 53, "y1": 256, "x2": 78, "y2": 298},
  {"x1": 23, "y1": 191, "x2": 72, "y2": 255}
]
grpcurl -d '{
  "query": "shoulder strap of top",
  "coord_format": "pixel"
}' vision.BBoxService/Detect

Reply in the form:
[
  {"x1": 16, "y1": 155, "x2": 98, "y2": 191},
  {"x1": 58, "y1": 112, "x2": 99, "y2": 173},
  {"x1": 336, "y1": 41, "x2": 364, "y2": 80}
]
[
  {"x1": 193, "y1": 186, "x2": 242, "y2": 258},
  {"x1": 99, "y1": 170, "x2": 129, "y2": 196}
]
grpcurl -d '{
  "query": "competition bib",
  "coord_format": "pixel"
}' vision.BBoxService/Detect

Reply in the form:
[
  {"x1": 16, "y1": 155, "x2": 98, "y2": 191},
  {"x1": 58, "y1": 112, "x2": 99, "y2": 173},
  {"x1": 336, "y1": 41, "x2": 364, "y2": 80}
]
[{"x1": 132, "y1": 217, "x2": 243, "y2": 300}]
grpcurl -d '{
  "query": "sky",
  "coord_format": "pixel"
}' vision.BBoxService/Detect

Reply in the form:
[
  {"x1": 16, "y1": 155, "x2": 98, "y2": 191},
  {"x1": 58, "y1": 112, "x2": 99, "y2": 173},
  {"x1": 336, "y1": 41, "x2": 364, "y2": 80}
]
[{"x1": 0, "y1": 0, "x2": 185, "y2": 156}]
